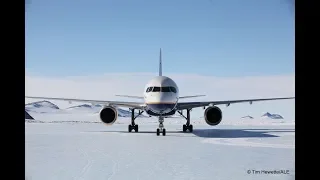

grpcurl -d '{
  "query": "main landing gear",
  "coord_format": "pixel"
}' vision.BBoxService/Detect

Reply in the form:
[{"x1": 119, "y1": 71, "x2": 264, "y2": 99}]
[
  {"x1": 157, "y1": 116, "x2": 166, "y2": 136},
  {"x1": 177, "y1": 109, "x2": 193, "y2": 132},
  {"x1": 128, "y1": 109, "x2": 144, "y2": 132}
]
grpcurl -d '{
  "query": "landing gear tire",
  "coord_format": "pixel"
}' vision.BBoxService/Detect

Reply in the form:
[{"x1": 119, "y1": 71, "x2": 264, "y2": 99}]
[
  {"x1": 182, "y1": 124, "x2": 193, "y2": 132},
  {"x1": 156, "y1": 128, "x2": 166, "y2": 136},
  {"x1": 129, "y1": 109, "x2": 143, "y2": 132},
  {"x1": 189, "y1": 125, "x2": 193, "y2": 132},
  {"x1": 178, "y1": 109, "x2": 193, "y2": 133},
  {"x1": 128, "y1": 124, "x2": 139, "y2": 132},
  {"x1": 183, "y1": 124, "x2": 187, "y2": 132}
]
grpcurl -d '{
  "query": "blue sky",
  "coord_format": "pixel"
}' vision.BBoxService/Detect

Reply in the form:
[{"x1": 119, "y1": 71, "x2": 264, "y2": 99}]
[{"x1": 25, "y1": 0, "x2": 294, "y2": 77}]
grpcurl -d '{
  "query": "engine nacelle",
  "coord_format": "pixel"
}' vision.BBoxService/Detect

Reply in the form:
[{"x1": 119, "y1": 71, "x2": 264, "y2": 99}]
[
  {"x1": 204, "y1": 106, "x2": 222, "y2": 126},
  {"x1": 99, "y1": 106, "x2": 118, "y2": 125}
]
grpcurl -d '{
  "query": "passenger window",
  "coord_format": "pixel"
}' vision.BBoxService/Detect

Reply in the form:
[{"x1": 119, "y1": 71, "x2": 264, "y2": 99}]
[
  {"x1": 170, "y1": 87, "x2": 177, "y2": 93},
  {"x1": 161, "y1": 87, "x2": 171, "y2": 92},
  {"x1": 153, "y1": 87, "x2": 160, "y2": 92}
]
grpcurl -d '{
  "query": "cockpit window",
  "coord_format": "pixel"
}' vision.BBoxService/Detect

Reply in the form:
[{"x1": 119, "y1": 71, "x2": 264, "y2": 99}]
[
  {"x1": 161, "y1": 87, "x2": 171, "y2": 92},
  {"x1": 152, "y1": 87, "x2": 161, "y2": 92},
  {"x1": 147, "y1": 86, "x2": 177, "y2": 93},
  {"x1": 146, "y1": 87, "x2": 153, "y2": 92},
  {"x1": 170, "y1": 87, "x2": 177, "y2": 93}
]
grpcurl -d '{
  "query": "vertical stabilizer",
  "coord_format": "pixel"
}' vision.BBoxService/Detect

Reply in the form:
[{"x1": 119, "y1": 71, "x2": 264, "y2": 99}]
[{"x1": 159, "y1": 48, "x2": 162, "y2": 76}]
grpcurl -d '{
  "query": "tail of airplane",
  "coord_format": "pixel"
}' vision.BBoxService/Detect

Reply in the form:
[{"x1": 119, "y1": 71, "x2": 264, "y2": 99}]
[
  {"x1": 158, "y1": 48, "x2": 206, "y2": 99},
  {"x1": 115, "y1": 48, "x2": 206, "y2": 100},
  {"x1": 115, "y1": 48, "x2": 163, "y2": 100},
  {"x1": 159, "y1": 48, "x2": 162, "y2": 76}
]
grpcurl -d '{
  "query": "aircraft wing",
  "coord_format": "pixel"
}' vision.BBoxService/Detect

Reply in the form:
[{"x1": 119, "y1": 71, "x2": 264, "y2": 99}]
[
  {"x1": 176, "y1": 97, "x2": 294, "y2": 110},
  {"x1": 25, "y1": 96, "x2": 145, "y2": 109}
]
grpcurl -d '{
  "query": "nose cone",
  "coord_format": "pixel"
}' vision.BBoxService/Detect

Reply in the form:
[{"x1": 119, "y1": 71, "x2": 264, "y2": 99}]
[
  {"x1": 147, "y1": 103, "x2": 176, "y2": 113},
  {"x1": 147, "y1": 93, "x2": 177, "y2": 113},
  {"x1": 145, "y1": 76, "x2": 179, "y2": 114}
]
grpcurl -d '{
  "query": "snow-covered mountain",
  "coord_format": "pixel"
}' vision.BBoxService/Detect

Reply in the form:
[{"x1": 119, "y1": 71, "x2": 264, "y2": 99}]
[
  {"x1": 25, "y1": 101, "x2": 146, "y2": 117},
  {"x1": 65, "y1": 104, "x2": 102, "y2": 113},
  {"x1": 25, "y1": 100, "x2": 61, "y2": 113},
  {"x1": 261, "y1": 112, "x2": 284, "y2": 119},
  {"x1": 66, "y1": 103, "x2": 147, "y2": 117},
  {"x1": 241, "y1": 115, "x2": 254, "y2": 119}
]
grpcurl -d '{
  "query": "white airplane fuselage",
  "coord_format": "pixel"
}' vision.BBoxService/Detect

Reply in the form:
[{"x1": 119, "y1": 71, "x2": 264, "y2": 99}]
[{"x1": 143, "y1": 76, "x2": 179, "y2": 116}]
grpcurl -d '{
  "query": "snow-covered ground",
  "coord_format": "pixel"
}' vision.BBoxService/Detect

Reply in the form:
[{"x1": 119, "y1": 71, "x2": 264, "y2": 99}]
[{"x1": 25, "y1": 113, "x2": 295, "y2": 180}]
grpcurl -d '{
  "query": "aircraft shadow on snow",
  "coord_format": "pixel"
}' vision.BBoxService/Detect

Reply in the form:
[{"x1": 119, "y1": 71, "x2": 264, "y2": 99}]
[
  {"x1": 191, "y1": 128, "x2": 294, "y2": 138},
  {"x1": 86, "y1": 128, "x2": 294, "y2": 138}
]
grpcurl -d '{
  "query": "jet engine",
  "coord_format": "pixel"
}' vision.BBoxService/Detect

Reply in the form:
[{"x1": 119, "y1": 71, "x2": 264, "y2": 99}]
[
  {"x1": 204, "y1": 106, "x2": 222, "y2": 126},
  {"x1": 99, "y1": 106, "x2": 118, "y2": 125}
]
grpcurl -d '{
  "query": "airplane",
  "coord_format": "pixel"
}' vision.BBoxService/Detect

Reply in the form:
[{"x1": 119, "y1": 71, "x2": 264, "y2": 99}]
[{"x1": 25, "y1": 49, "x2": 295, "y2": 136}]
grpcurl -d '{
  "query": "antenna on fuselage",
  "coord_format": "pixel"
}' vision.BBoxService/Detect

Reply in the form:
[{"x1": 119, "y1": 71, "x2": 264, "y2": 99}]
[{"x1": 159, "y1": 48, "x2": 162, "y2": 76}]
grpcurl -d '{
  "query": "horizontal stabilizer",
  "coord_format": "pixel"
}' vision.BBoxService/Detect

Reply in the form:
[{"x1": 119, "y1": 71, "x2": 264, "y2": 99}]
[
  {"x1": 179, "y1": 95, "x2": 206, "y2": 99},
  {"x1": 115, "y1": 95, "x2": 144, "y2": 99}
]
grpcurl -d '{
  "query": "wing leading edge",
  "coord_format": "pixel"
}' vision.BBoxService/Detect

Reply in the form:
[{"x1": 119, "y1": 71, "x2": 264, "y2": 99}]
[
  {"x1": 176, "y1": 97, "x2": 294, "y2": 110},
  {"x1": 25, "y1": 96, "x2": 145, "y2": 109}
]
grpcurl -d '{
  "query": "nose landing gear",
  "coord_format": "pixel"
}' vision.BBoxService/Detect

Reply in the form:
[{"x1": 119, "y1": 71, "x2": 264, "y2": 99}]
[{"x1": 156, "y1": 116, "x2": 166, "y2": 136}]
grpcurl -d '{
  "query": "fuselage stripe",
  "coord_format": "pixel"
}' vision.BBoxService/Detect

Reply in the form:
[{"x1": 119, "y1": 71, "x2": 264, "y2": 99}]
[{"x1": 145, "y1": 102, "x2": 177, "y2": 104}]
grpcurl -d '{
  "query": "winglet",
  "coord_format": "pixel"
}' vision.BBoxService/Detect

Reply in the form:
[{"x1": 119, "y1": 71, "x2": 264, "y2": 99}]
[{"x1": 159, "y1": 48, "x2": 162, "y2": 76}]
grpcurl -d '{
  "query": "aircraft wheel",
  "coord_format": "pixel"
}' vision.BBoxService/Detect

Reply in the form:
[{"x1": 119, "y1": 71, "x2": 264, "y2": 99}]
[
  {"x1": 128, "y1": 125, "x2": 132, "y2": 132},
  {"x1": 189, "y1": 125, "x2": 193, "y2": 132},
  {"x1": 183, "y1": 124, "x2": 187, "y2": 132}
]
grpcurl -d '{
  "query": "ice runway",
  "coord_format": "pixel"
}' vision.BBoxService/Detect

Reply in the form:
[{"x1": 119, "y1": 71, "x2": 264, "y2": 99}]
[{"x1": 25, "y1": 121, "x2": 294, "y2": 180}]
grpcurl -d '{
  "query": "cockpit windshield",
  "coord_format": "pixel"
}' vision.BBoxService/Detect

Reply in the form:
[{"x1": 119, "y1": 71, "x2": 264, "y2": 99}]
[
  {"x1": 153, "y1": 87, "x2": 161, "y2": 92},
  {"x1": 146, "y1": 86, "x2": 177, "y2": 93},
  {"x1": 169, "y1": 86, "x2": 177, "y2": 93},
  {"x1": 146, "y1": 87, "x2": 153, "y2": 92},
  {"x1": 161, "y1": 87, "x2": 171, "y2": 92}
]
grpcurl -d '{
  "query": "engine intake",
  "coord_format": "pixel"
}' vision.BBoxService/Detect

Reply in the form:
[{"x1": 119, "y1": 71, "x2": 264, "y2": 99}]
[
  {"x1": 99, "y1": 106, "x2": 118, "y2": 125},
  {"x1": 204, "y1": 106, "x2": 222, "y2": 126}
]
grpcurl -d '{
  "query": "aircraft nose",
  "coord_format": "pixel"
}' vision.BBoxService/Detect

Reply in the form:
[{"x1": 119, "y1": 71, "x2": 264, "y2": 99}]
[
  {"x1": 147, "y1": 103, "x2": 176, "y2": 113},
  {"x1": 159, "y1": 93, "x2": 167, "y2": 101},
  {"x1": 147, "y1": 92, "x2": 176, "y2": 113},
  {"x1": 159, "y1": 92, "x2": 175, "y2": 103}
]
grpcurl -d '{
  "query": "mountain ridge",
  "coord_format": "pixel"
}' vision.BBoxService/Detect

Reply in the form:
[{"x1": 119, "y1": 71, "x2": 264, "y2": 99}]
[{"x1": 25, "y1": 100, "x2": 146, "y2": 117}]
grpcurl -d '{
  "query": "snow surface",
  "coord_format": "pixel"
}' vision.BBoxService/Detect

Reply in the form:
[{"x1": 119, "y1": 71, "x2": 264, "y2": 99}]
[{"x1": 26, "y1": 112, "x2": 295, "y2": 180}]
